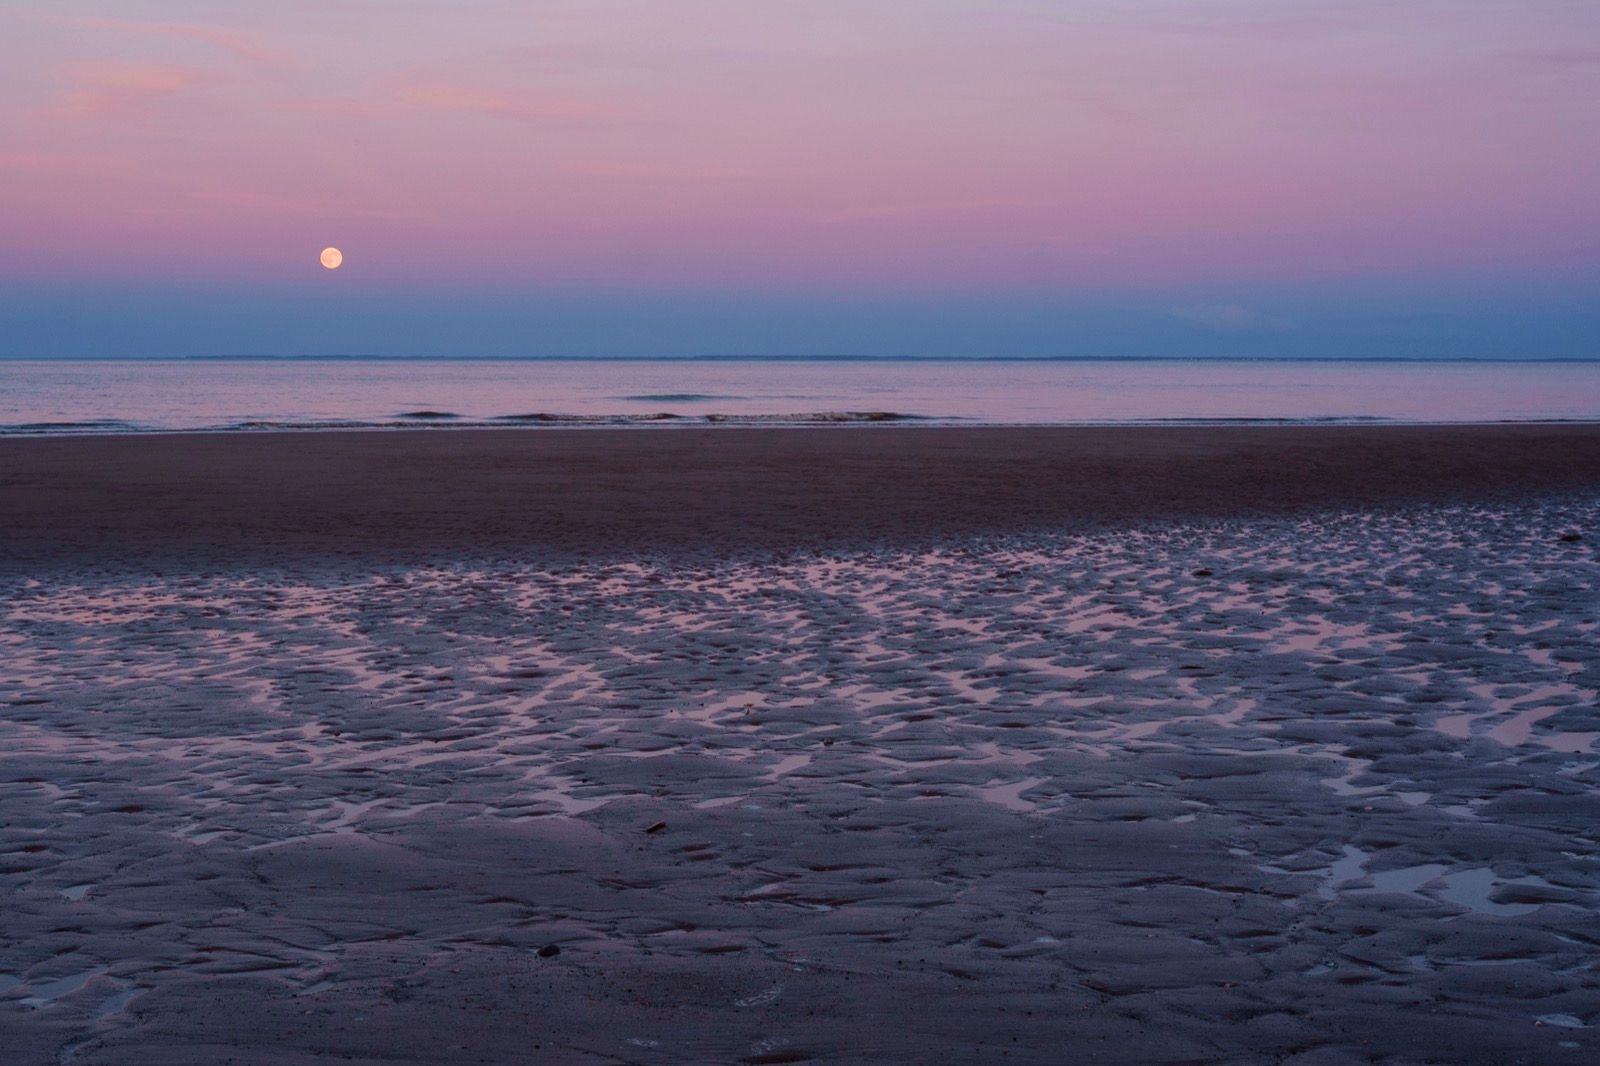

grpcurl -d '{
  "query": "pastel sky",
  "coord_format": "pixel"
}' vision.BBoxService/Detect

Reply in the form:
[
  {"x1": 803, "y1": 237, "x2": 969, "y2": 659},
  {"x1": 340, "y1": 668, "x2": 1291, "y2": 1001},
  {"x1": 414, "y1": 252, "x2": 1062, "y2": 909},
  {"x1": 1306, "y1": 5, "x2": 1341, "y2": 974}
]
[{"x1": 3, "y1": 1, "x2": 1597, "y2": 357}]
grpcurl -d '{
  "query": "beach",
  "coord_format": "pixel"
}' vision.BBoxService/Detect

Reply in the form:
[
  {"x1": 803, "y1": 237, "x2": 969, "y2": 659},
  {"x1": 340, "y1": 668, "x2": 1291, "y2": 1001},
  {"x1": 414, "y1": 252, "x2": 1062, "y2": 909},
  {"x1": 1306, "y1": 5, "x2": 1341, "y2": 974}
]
[
  {"x1": 3, "y1": 425, "x2": 1599, "y2": 1063},
  {"x1": 7, "y1": 424, "x2": 1600, "y2": 570}
]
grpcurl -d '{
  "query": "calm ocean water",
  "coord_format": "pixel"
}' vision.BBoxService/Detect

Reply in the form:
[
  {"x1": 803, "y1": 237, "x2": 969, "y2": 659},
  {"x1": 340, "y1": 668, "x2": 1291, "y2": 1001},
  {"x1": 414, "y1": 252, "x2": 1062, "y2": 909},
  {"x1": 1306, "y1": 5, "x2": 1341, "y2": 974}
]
[{"x1": 1, "y1": 359, "x2": 1597, "y2": 434}]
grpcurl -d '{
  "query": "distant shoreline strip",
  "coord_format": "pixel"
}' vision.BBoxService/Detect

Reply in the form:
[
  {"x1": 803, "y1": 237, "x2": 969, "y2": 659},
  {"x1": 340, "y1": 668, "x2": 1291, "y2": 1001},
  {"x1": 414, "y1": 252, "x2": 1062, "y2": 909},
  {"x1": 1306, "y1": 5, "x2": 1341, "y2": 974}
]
[
  {"x1": 7, "y1": 414, "x2": 1600, "y2": 437},
  {"x1": 5, "y1": 355, "x2": 1600, "y2": 365}
]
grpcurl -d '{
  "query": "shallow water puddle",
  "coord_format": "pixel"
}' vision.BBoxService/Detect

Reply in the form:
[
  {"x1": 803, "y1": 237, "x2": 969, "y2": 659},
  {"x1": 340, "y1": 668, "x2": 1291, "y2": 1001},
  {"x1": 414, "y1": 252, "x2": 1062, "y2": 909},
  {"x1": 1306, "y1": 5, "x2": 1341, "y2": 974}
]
[
  {"x1": 1320, "y1": 756, "x2": 1384, "y2": 797},
  {"x1": 977, "y1": 776, "x2": 1047, "y2": 813},
  {"x1": 970, "y1": 740, "x2": 1043, "y2": 767},
  {"x1": 1314, "y1": 848, "x2": 1545, "y2": 916},
  {"x1": 1437, "y1": 681, "x2": 1594, "y2": 749},
  {"x1": 17, "y1": 968, "x2": 109, "y2": 1009},
  {"x1": 1434, "y1": 867, "x2": 1542, "y2": 917},
  {"x1": 763, "y1": 754, "x2": 812, "y2": 781},
  {"x1": 1368, "y1": 863, "x2": 1450, "y2": 894},
  {"x1": 1317, "y1": 846, "x2": 1369, "y2": 899},
  {"x1": 1490, "y1": 705, "x2": 1568, "y2": 747},
  {"x1": 316, "y1": 797, "x2": 388, "y2": 833},
  {"x1": 1542, "y1": 732, "x2": 1600, "y2": 753},
  {"x1": 524, "y1": 783, "x2": 609, "y2": 816}
]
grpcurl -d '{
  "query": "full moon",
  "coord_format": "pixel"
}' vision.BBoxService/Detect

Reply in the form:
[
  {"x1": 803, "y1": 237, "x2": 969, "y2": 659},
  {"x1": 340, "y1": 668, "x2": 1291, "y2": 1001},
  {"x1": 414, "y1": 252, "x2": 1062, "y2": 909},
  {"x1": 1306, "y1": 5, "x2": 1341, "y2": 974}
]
[{"x1": 319, "y1": 247, "x2": 343, "y2": 270}]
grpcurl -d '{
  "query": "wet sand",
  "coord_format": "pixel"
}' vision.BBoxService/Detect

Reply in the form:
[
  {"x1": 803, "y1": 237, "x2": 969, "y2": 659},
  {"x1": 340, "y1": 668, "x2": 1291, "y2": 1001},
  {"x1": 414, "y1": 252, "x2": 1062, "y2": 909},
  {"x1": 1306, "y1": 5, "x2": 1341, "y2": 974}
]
[
  {"x1": 2, "y1": 426, "x2": 1599, "y2": 1064},
  {"x1": 5, "y1": 423, "x2": 1600, "y2": 570}
]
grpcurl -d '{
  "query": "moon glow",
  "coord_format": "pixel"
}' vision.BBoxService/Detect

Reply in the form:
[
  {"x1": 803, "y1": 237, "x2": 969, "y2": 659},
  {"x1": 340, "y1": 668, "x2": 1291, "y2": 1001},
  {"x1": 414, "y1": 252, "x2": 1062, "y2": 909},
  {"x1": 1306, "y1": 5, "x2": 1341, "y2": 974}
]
[{"x1": 320, "y1": 247, "x2": 344, "y2": 270}]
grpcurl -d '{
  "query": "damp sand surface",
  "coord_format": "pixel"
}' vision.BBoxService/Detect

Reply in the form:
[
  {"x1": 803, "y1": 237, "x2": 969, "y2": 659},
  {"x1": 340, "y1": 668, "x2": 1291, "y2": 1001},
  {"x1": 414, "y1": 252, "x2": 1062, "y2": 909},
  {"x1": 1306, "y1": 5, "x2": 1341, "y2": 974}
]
[
  {"x1": 5, "y1": 423, "x2": 1600, "y2": 572},
  {"x1": 2, "y1": 429, "x2": 1600, "y2": 1063}
]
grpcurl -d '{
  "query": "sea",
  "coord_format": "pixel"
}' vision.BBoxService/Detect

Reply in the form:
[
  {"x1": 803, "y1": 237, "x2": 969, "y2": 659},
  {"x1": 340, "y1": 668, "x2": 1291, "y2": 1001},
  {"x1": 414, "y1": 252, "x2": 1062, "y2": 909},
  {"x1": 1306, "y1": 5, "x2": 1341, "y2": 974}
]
[{"x1": 1, "y1": 358, "x2": 1597, "y2": 434}]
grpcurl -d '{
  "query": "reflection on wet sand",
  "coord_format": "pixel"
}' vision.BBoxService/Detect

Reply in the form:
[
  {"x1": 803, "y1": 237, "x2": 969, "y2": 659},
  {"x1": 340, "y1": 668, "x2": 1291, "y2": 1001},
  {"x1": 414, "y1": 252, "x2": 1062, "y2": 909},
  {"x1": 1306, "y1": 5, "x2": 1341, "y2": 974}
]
[{"x1": 2, "y1": 497, "x2": 1598, "y2": 1062}]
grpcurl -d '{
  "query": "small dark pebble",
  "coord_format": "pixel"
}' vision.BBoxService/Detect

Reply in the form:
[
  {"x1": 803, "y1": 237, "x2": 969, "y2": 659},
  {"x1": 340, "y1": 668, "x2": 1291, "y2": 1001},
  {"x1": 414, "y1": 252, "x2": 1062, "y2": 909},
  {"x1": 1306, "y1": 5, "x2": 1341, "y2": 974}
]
[
  {"x1": 1192, "y1": 568, "x2": 1214, "y2": 577},
  {"x1": 537, "y1": 945, "x2": 560, "y2": 959},
  {"x1": 1559, "y1": 532, "x2": 1583, "y2": 543},
  {"x1": 643, "y1": 821, "x2": 667, "y2": 834}
]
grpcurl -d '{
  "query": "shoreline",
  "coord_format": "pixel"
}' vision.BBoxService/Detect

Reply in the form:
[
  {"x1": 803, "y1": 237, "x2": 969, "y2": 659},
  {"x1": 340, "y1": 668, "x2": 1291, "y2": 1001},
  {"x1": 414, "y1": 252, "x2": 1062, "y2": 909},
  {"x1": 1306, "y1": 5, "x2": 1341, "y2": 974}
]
[
  {"x1": 9, "y1": 354, "x2": 1600, "y2": 361},
  {"x1": 4, "y1": 415, "x2": 1600, "y2": 438},
  {"x1": 4, "y1": 423, "x2": 1600, "y2": 572}
]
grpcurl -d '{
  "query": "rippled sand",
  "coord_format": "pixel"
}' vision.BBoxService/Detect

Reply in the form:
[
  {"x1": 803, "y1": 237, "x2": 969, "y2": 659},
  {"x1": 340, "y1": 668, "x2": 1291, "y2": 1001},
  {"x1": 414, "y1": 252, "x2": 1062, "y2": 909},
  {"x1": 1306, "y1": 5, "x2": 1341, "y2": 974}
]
[{"x1": 2, "y1": 498, "x2": 1598, "y2": 1063}]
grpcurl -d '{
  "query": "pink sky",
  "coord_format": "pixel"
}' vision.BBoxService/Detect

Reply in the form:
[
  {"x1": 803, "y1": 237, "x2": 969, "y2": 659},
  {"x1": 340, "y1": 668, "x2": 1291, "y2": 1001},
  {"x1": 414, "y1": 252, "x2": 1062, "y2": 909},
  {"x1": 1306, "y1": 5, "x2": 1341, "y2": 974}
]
[{"x1": 2, "y1": 1, "x2": 1598, "y2": 293}]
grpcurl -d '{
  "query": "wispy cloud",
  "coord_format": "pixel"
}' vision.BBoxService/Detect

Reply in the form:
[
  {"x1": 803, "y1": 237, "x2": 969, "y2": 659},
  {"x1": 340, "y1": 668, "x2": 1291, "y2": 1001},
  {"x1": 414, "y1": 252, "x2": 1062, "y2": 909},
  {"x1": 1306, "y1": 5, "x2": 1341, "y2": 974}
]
[
  {"x1": 57, "y1": 62, "x2": 208, "y2": 121},
  {"x1": 822, "y1": 198, "x2": 1038, "y2": 224},
  {"x1": 282, "y1": 78, "x2": 616, "y2": 125},
  {"x1": 184, "y1": 188, "x2": 429, "y2": 224},
  {"x1": 275, "y1": 99, "x2": 393, "y2": 120},
  {"x1": 564, "y1": 162, "x2": 759, "y2": 181},
  {"x1": 1509, "y1": 47, "x2": 1600, "y2": 69},
  {"x1": 0, "y1": 150, "x2": 126, "y2": 176},
  {"x1": 395, "y1": 80, "x2": 612, "y2": 121},
  {"x1": 43, "y1": 15, "x2": 284, "y2": 66}
]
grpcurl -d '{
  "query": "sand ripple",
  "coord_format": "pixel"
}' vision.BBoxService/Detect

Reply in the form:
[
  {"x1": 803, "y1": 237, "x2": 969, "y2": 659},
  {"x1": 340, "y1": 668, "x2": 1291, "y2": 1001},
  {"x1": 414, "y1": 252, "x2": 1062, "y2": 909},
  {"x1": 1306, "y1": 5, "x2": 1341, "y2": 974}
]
[{"x1": 2, "y1": 499, "x2": 1597, "y2": 1062}]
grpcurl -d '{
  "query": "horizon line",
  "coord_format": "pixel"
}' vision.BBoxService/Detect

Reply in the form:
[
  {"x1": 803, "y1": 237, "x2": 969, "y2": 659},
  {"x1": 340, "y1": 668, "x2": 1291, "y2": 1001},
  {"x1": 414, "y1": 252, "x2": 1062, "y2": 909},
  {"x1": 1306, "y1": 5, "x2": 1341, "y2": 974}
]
[{"x1": 3, "y1": 355, "x2": 1599, "y2": 365}]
